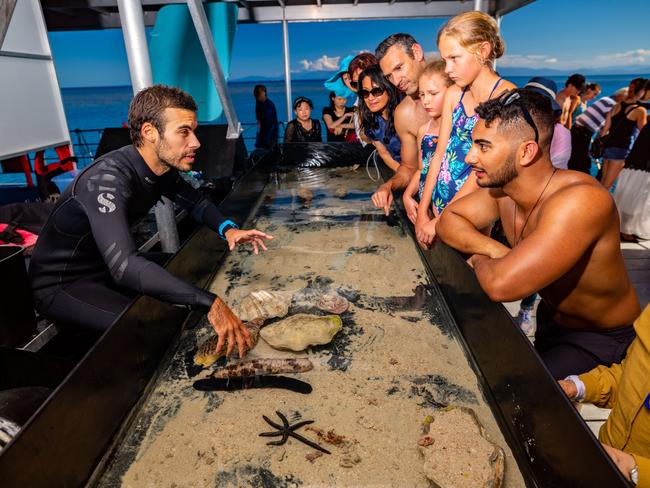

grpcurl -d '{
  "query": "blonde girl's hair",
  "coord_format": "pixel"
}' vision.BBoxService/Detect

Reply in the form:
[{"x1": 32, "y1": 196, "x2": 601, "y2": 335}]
[
  {"x1": 420, "y1": 58, "x2": 453, "y2": 87},
  {"x1": 437, "y1": 11, "x2": 505, "y2": 67}
]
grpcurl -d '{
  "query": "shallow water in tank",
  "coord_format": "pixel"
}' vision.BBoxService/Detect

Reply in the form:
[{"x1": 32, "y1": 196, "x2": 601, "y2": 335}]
[{"x1": 96, "y1": 166, "x2": 524, "y2": 487}]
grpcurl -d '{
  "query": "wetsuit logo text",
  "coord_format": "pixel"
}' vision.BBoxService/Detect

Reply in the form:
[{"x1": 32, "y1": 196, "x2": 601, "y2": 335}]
[{"x1": 97, "y1": 193, "x2": 116, "y2": 213}]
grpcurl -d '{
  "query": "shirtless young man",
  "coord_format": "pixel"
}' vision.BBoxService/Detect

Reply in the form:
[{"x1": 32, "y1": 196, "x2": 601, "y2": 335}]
[
  {"x1": 437, "y1": 89, "x2": 640, "y2": 379},
  {"x1": 556, "y1": 73, "x2": 586, "y2": 129},
  {"x1": 370, "y1": 33, "x2": 430, "y2": 216}
]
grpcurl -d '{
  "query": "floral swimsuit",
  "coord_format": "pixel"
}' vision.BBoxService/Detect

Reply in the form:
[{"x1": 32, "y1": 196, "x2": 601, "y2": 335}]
[
  {"x1": 431, "y1": 78, "x2": 503, "y2": 213},
  {"x1": 418, "y1": 119, "x2": 439, "y2": 200}
]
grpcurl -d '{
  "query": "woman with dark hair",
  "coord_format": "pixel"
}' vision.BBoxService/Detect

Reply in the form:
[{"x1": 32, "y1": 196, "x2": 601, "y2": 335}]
[
  {"x1": 614, "y1": 81, "x2": 650, "y2": 241},
  {"x1": 358, "y1": 65, "x2": 402, "y2": 171},
  {"x1": 284, "y1": 96, "x2": 322, "y2": 143},
  {"x1": 600, "y1": 77, "x2": 648, "y2": 189},
  {"x1": 322, "y1": 91, "x2": 355, "y2": 142}
]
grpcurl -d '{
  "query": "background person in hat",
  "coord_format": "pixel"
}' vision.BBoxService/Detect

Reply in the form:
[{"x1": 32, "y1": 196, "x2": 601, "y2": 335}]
[
  {"x1": 323, "y1": 54, "x2": 356, "y2": 99},
  {"x1": 525, "y1": 77, "x2": 572, "y2": 170}
]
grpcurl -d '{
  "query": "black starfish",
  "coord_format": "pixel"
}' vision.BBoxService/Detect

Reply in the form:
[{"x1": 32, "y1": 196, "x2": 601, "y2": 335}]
[{"x1": 259, "y1": 410, "x2": 331, "y2": 454}]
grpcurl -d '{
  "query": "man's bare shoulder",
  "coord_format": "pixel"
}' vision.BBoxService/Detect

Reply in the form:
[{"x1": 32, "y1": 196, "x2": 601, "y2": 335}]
[
  {"x1": 544, "y1": 171, "x2": 616, "y2": 219},
  {"x1": 395, "y1": 97, "x2": 428, "y2": 135},
  {"x1": 395, "y1": 95, "x2": 425, "y2": 118}
]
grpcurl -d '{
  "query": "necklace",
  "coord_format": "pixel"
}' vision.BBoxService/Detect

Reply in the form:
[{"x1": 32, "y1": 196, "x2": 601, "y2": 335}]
[{"x1": 513, "y1": 168, "x2": 557, "y2": 245}]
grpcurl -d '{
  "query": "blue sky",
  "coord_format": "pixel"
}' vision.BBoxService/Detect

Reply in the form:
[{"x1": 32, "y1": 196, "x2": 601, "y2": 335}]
[{"x1": 48, "y1": 0, "x2": 650, "y2": 87}]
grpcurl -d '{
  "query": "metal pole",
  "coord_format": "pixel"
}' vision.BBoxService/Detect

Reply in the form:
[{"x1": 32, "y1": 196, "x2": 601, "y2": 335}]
[
  {"x1": 186, "y1": 0, "x2": 242, "y2": 140},
  {"x1": 282, "y1": 7, "x2": 292, "y2": 123},
  {"x1": 473, "y1": 0, "x2": 484, "y2": 12},
  {"x1": 117, "y1": 0, "x2": 180, "y2": 253}
]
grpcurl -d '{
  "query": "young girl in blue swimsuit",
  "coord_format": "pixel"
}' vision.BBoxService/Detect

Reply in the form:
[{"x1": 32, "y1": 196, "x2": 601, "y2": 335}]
[
  {"x1": 402, "y1": 59, "x2": 452, "y2": 224},
  {"x1": 415, "y1": 11, "x2": 516, "y2": 248}
]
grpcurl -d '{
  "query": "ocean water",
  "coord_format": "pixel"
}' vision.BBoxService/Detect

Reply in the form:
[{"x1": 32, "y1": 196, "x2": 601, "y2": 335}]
[{"x1": 59, "y1": 73, "x2": 647, "y2": 162}]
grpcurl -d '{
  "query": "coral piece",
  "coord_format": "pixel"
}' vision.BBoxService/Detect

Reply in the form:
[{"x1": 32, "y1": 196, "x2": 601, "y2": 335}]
[
  {"x1": 316, "y1": 291, "x2": 349, "y2": 314},
  {"x1": 418, "y1": 406, "x2": 505, "y2": 488}
]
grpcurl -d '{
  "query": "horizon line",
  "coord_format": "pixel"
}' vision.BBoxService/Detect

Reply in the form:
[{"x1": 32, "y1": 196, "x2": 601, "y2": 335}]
[{"x1": 60, "y1": 70, "x2": 650, "y2": 90}]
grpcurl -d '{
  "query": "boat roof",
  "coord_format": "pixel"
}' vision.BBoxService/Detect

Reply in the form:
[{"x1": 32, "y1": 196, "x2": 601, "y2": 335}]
[{"x1": 40, "y1": 0, "x2": 534, "y2": 30}]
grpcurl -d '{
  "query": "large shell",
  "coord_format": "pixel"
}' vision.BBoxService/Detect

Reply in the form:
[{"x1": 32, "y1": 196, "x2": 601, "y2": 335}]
[
  {"x1": 260, "y1": 314, "x2": 342, "y2": 352},
  {"x1": 418, "y1": 406, "x2": 505, "y2": 488},
  {"x1": 234, "y1": 290, "x2": 292, "y2": 323},
  {"x1": 194, "y1": 320, "x2": 262, "y2": 367}
]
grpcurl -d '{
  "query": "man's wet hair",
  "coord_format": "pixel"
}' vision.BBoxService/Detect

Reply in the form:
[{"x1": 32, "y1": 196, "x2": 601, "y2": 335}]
[
  {"x1": 128, "y1": 85, "x2": 197, "y2": 147},
  {"x1": 475, "y1": 89, "x2": 555, "y2": 149},
  {"x1": 565, "y1": 73, "x2": 586, "y2": 90},
  {"x1": 253, "y1": 84, "x2": 267, "y2": 95},
  {"x1": 375, "y1": 33, "x2": 418, "y2": 62}
]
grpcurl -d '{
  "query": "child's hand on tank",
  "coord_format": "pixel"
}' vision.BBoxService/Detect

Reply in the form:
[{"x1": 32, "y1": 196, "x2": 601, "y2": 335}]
[
  {"x1": 416, "y1": 217, "x2": 439, "y2": 248},
  {"x1": 403, "y1": 193, "x2": 419, "y2": 224}
]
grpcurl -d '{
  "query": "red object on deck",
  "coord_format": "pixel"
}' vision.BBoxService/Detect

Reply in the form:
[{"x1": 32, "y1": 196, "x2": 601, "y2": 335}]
[{"x1": 34, "y1": 144, "x2": 76, "y2": 176}]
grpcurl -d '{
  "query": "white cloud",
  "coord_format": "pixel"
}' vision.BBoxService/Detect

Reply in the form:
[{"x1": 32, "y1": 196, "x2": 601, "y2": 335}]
[
  {"x1": 296, "y1": 55, "x2": 341, "y2": 72},
  {"x1": 499, "y1": 49, "x2": 649, "y2": 70},
  {"x1": 593, "y1": 48, "x2": 649, "y2": 66},
  {"x1": 498, "y1": 54, "x2": 560, "y2": 68}
]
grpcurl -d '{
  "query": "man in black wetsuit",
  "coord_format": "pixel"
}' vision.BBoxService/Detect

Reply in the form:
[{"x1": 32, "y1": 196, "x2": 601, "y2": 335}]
[{"x1": 29, "y1": 85, "x2": 272, "y2": 358}]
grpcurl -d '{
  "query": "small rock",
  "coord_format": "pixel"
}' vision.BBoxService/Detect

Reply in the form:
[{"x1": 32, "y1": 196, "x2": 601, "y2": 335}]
[
  {"x1": 204, "y1": 457, "x2": 215, "y2": 465},
  {"x1": 275, "y1": 448, "x2": 287, "y2": 462},
  {"x1": 334, "y1": 187, "x2": 348, "y2": 198},
  {"x1": 305, "y1": 451, "x2": 324, "y2": 463},
  {"x1": 389, "y1": 358, "x2": 399, "y2": 365},
  {"x1": 356, "y1": 416, "x2": 377, "y2": 431},
  {"x1": 340, "y1": 442, "x2": 362, "y2": 468},
  {"x1": 417, "y1": 436, "x2": 434, "y2": 447}
]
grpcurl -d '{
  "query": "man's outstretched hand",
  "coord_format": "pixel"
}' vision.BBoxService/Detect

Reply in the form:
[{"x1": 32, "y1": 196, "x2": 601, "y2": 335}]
[
  {"x1": 371, "y1": 182, "x2": 393, "y2": 216},
  {"x1": 225, "y1": 228, "x2": 273, "y2": 255},
  {"x1": 207, "y1": 297, "x2": 254, "y2": 358}
]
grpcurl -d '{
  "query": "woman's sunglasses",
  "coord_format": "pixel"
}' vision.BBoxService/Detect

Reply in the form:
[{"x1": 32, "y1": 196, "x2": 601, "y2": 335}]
[{"x1": 360, "y1": 87, "x2": 386, "y2": 99}]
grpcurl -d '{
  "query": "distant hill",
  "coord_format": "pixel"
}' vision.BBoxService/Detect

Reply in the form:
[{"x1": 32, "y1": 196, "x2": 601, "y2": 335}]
[
  {"x1": 498, "y1": 65, "x2": 650, "y2": 76},
  {"x1": 231, "y1": 64, "x2": 650, "y2": 83}
]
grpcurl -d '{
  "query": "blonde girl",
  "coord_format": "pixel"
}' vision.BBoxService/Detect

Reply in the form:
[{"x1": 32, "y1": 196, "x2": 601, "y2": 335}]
[
  {"x1": 403, "y1": 59, "x2": 453, "y2": 224},
  {"x1": 415, "y1": 11, "x2": 515, "y2": 247}
]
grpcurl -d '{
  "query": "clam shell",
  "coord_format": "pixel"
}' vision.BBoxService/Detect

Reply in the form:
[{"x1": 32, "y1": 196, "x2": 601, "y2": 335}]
[
  {"x1": 234, "y1": 290, "x2": 292, "y2": 323},
  {"x1": 260, "y1": 314, "x2": 342, "y2": 352}
]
